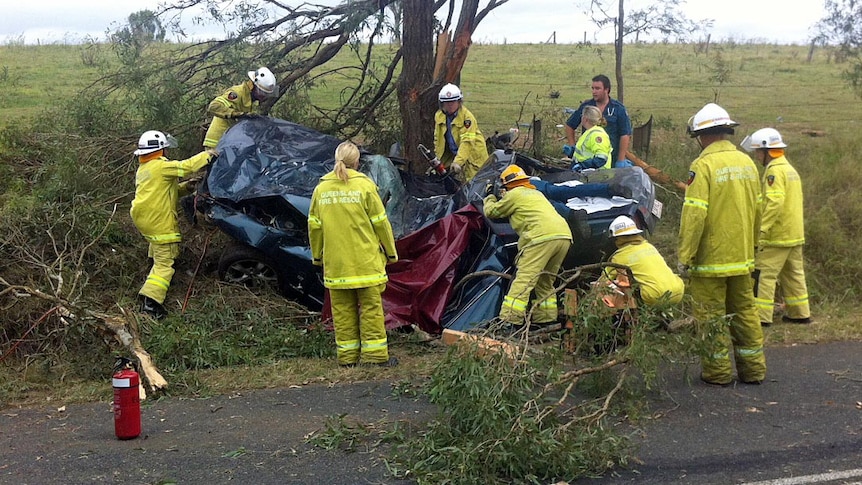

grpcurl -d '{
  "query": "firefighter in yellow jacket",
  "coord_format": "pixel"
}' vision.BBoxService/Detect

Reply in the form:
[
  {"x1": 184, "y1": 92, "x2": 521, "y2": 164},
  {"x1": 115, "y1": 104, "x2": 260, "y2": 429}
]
[
  {"x1": 131, "y1": 130, "x2": 217, "y2": 319},
  {"x1": 483, "y1": 165, "x2": 573, "y2": 331},
  {"x1": 308, "y1": 141, "x2": 399, "y2": 367},
  {"x1": 434, "y1": 83, "x2": 489, "y2": 181},
  {"x1": 742, "y1": 128, "x2": 811, "y2": 326},
  {"x1": 603, "y1": 216, "x2": 684, "y2": 306},
  {"x1": 203, "y1": 67, "x2": 278, "y2": 148},
  {"x1": 679, "y1": 103, "x2": 765, "y2": 386}
]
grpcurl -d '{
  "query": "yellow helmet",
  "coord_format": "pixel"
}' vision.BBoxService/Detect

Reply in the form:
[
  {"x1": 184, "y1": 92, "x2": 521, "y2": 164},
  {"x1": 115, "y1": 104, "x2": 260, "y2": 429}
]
[{"x1": 500, "y1": 165, "x2": 529, "y2": 187}]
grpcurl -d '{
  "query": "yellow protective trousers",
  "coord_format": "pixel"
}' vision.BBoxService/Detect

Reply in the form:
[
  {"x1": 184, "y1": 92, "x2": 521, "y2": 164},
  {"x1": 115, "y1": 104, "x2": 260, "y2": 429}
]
[
  {"x1": 754, "y1": 245, "x2": 810, "y2": 322},
  {"x1": 330, "y1": 284, "x2": 389, "y2": 365},
  {"x1": 500, "y1": 239, "x2": 571, "y2": 325},
  {"x1": 690, "y1": 274, "x2": 766, "y2": 384},
  {"x1": 139, "y1": 242, "x2": 180, "y2": 305}
]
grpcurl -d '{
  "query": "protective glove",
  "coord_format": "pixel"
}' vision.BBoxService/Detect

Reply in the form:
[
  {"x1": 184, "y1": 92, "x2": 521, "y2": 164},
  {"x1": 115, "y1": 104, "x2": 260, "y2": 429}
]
[
  {"x1": 676, "y1": 262, "x2": 690, "y2": 278},
  {"x1": 450, "y1": 162, "x2": 462, "y2": 174},
  {"x1": 562, "y1": 145, "x2": 575, "y2": 158},
  {"x1": 484, "y1": 181, "x2": 495, "y2": 196},
  {"x1": 570, "y1": 162, "x2": 584, "y2": 172}
]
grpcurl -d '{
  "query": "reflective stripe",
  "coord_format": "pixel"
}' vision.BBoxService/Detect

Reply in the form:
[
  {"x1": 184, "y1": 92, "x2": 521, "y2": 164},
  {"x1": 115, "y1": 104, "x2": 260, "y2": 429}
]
[
  {"x1": 683, "y1": 197, "x2": 709, "y2": 210},
  {"x1": 214, "y1": 97, "x2": 231, "y2": 108},
  {"x1": 502, "y1": 296, "x2": 528, "y2": 312},
  {"x1": 784, "y1": 294, "x2": 809, "y2": 306},
  {"x1": 361, "y1": 337, "x2": 388, "y2": 351},
  {"x1": 337, "y1": 339, "x2": 360, "y2": 351},
  {"x1": 146, "y1": 274, "x2": 170, "y2": 291},
  {"x1": 460, "y1": 132, "x2": 479, "y2": 141},
  {"x1": 691, "y1": 260, "x2": 754, "y2": 274},
  {"x1": 145, "y1": 233, "x2": 182, "y2": 243},
  {"x1": 308, "y1": 215, "x2": 321, "y2": 226},
  {"x1": 736, "y1": 346, "x2": 763, "y2": 357},
  {"x1": 369, "y1": 212, "x2": 388, "y2": 224},
  {"x1": 537, "y1": 299, "x2": 557, "y2": 309},
  {"x1": 711, "y1": 349, "x2": 730, "y2": 360},
  {"x1": 760, "y1": 237, "x2": 805, "y2": 246},
  {"x1": 754, "y1": 297, "x2": 774, "y2": 310},
  {"x1": 324, "y1": 273, "x2": 388, "y2": 287}
]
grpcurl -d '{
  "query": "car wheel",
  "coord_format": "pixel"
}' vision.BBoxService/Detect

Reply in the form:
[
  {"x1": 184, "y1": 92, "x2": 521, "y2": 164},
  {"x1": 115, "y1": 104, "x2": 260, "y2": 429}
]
[{"x1": 217, "y1": 244, "x2": 281, "y2": 290}]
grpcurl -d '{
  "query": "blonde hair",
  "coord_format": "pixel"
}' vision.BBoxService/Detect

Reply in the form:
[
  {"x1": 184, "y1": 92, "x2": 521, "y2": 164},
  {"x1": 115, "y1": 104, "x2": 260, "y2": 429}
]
[
  {"x1": 334, "y1": 141, "x2": 360, "y2": 182},
  {"x1": 582, "y1": 105, "x2": 606, "y2": 127}
]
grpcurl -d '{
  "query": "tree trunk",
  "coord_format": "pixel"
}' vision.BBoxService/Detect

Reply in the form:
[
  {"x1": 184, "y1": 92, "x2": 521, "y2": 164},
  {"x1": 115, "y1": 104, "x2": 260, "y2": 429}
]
[
  {"x1": 398, "y1": 0, "x2": 436, "y2": 172},
  {"x1": 398, "y1": 0, "x2": 483, "y2": 174},
  {"x1": 615, "y1": 0, "x2": 625, "y2": 103}
]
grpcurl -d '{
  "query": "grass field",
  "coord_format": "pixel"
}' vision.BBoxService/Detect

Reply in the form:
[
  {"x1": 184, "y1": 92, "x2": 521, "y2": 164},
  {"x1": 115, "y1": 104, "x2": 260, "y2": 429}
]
[{"x1": 1, "y1": 40, "x2": 861, "y2": 408}]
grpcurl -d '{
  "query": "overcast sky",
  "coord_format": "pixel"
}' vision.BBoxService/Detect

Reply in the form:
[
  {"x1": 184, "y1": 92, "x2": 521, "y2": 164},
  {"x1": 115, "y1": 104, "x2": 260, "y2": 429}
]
[{"x1": 0, "y1": 0, "x2": 826, "y2": 46}]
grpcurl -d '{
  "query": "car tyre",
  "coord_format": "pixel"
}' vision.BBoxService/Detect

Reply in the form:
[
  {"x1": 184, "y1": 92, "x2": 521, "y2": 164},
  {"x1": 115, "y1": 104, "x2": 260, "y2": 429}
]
[{"x1": 217, "y1": 244, "x2": 281, "y2": 291}]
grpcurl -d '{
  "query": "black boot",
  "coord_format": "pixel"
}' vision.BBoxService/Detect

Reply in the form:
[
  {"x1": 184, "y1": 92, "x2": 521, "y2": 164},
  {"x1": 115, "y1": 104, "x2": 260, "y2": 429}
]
[{"x1": 140, "y1": 296, "x2": 167, "y2": 320}]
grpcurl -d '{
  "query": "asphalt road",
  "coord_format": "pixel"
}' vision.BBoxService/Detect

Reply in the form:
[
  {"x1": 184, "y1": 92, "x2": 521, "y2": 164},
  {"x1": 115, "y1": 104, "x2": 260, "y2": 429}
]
[{"x1": 1, "y1": 341, "x2": 860, "y2": 485}]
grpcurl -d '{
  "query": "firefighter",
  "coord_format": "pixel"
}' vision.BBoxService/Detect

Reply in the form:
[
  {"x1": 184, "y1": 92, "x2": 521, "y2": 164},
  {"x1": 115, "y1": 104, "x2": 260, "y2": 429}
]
[
  {"x1": 741, "y1": 128, "x2": 811, "y2": 326},
  {"x1": 679, "y1": 103, "x2": 766, "y2": 386},
  {"x1": 308, "y1": 141, "x2": 399, "y2": 367},
  {"x1": 433, "y1": 83, "x2": 489, "y2": 182},
  {"x1": 483, "y1": 165, "x2": 573, "y2": 331},
  {"x1": 131, "y1": 131, "x2": 217, "y2": 319},
  {"x1": 203, "y1": 67, "x2": 278, "y2": 148},
  {"x1": 570, "y1": 105, "x2": 613, "y2": 171},
  {"x1": 603, "y1": 216, "x2": 684, "y2": 306}
]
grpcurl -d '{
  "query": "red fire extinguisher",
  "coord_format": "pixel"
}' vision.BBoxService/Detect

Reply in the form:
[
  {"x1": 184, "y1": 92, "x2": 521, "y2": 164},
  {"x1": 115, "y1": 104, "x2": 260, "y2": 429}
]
[{"x1": 112, "y1": 357, "x2": 141, "y2": 440}]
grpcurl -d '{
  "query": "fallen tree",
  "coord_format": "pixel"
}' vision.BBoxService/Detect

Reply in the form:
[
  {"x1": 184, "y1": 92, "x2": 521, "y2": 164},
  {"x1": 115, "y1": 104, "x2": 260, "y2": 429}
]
[{"x1": 0, "y1": 204, "x2": 167, "y2": 398}]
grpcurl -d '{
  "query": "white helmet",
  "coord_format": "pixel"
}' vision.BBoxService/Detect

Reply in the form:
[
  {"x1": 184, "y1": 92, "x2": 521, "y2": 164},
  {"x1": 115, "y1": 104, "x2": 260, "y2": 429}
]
[
  {"x1": 741, "y1": 127, "x2": 787, "y2": 153},
  {"x1": 609, "y1": 215, "x2": 643, "y2": 237},
  {"x1": 687, "y1": 103, "x2": 739, "y2": 138},
  {"x1": 247, "y1": 67, "x2": 277, "y2": 96},
  {"x1": 134, "y1": 130, "x2": 177, "y2": 156},
  {"x1": 438, "y1": 83, "x2": 463, "y2": 102}
]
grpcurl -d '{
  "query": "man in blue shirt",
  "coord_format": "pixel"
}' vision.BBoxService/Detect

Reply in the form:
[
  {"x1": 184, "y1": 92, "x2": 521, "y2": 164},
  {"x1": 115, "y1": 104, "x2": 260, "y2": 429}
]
[{"x1": 564, "y1": 74, "x2": 633, "y2": 167}]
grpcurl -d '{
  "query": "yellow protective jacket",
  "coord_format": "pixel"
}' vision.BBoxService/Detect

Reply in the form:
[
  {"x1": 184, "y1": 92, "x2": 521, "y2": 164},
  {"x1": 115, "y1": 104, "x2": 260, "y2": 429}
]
[
  {"x1": 760, "y1": 155, "x2": 805, "y2": 247},
  {"x1": 574, "y1": 125, "x2": 613, "y2": 170},
  {"x1": 130, "y1": 151, "x2": 214, "y2": 244},
  {"x1": 203, "y1": 80, "x2": 256, "y2": 148},
  {"x1": 678, "y1": 140, "x2": 761, "y2": 277},
  {"x1": 434, "y1": 105, "x2": 489, "y2": 181},
  {"x1": 308, "y1": 169, "x2": 398, "y2": 290},
  {"x1": 483, "y1": 186, "x2": 572, "y2": 251},
  {"x1": 606, "y1": 238, "x2": 684, "y2": 305}
]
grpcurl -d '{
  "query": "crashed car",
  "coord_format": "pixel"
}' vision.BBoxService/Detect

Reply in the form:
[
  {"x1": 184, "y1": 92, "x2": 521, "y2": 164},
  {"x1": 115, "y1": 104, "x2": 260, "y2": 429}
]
[{"x1": 194, "y1": 117, "x2": 660, "y2": 334}]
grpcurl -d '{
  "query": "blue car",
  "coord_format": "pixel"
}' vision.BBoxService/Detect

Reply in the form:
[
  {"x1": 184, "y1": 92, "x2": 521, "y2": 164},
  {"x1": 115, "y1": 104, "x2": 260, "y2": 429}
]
[{"x1": 192, "y1": 117, "x2": 660, "y2": 331}]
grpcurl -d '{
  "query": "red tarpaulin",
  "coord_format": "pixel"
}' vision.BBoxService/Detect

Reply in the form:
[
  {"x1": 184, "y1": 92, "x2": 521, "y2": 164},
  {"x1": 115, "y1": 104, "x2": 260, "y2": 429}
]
[{"x1": 322, "y1": 205, "x2": 486, "y2": 334}]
